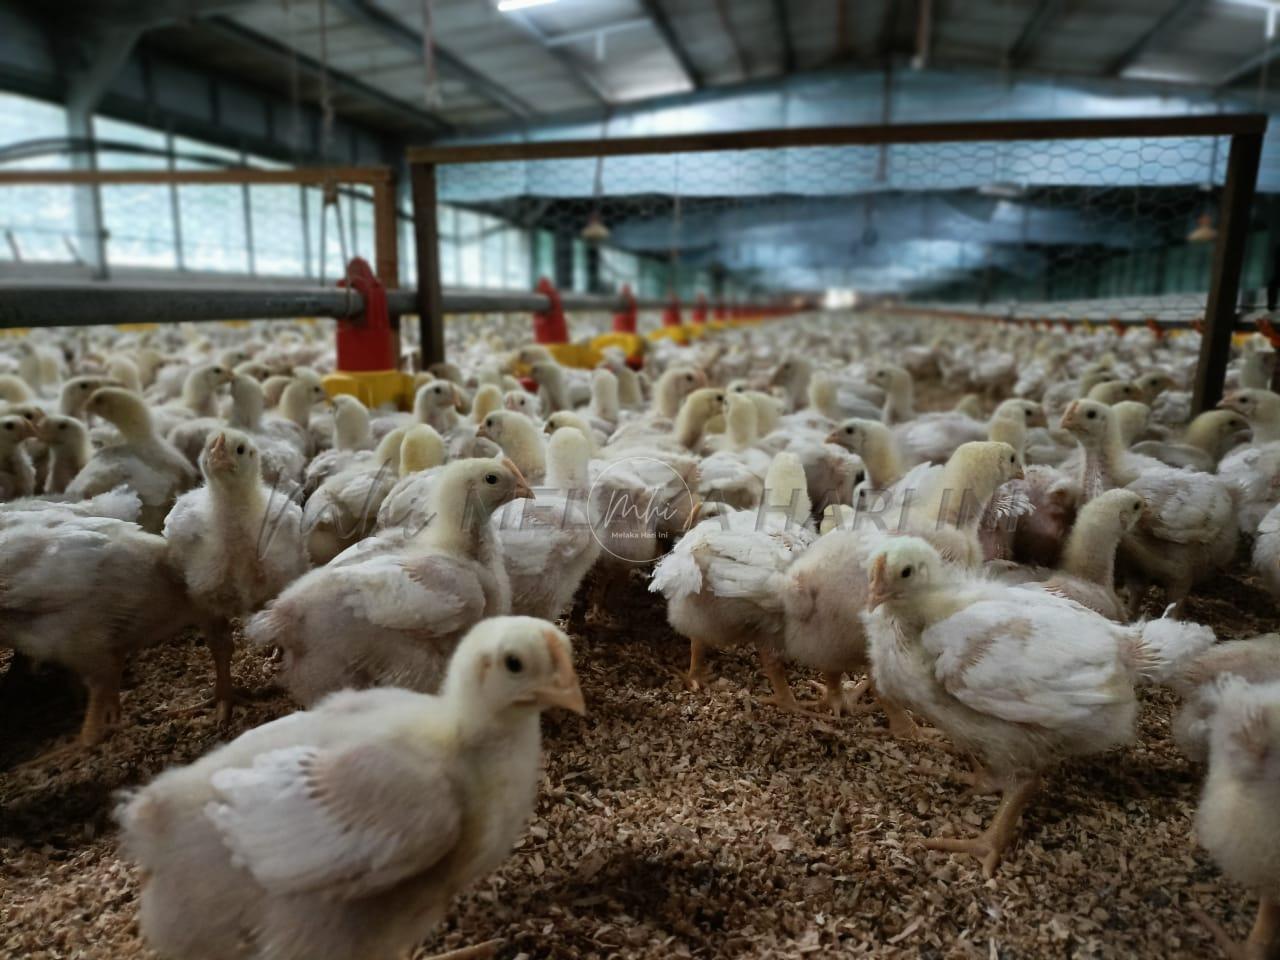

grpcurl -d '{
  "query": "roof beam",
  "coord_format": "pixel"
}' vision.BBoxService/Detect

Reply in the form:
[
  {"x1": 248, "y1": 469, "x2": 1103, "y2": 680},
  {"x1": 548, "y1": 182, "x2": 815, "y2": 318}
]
[
  {"x1": 1218, "y1": 33, "x2": 1280, "y2": 88},
  {"x1": 205, "y1": 18, "x2": 454, "y2": 136},
  {"x1": 773, "y1": 0, "x2": 796, "y2": 74},
  {"x1": 1107, "y1": 0, "x2": 1204, "y2": 76},
  {"x1": 637, "y1": 0, "x2": 703, "y2": 90},
  {"x1": 1004, "y1": 0, "x2": 1065, "y2": 70},
  {"x1": 877, "y1": 0, "x2": 900, "y2": 60},
  {"x1": 502, "y1": 11, "x2": 612, "y2": 105},
  {"x1": 326, "y1": 0, "x2": 537, "y2": 121}
]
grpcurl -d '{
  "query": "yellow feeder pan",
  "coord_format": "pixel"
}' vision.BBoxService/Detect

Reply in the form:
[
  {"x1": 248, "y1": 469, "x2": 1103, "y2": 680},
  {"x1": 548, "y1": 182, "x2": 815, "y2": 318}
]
[
  {"x1": 648, "y1": 326, "x2": 691, "y2": 345},
  {"x1": 543, "y1": 341, "x2": 602, "y2": 370},
  {"x1": 323, "y1": 370, "x2": 418, "y2": 410},
  {"x1": 590, "y1": 332, "x2": 646, "y2": 361}
]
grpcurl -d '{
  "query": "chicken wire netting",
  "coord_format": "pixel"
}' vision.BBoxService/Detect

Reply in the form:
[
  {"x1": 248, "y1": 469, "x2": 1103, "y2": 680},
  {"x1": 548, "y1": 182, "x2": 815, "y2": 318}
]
[{"x1": 433, "y1": 133, "x2": 1267, "y2": 322}]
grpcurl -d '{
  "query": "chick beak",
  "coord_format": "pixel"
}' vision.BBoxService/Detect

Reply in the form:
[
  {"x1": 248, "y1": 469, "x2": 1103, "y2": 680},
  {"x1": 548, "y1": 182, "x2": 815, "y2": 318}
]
[
  {"x1": 1215, "y1": 395, "x2": 1237, "y2": 412},
  {"x1": 503, "y1": 457, "x2": 535, "y2": 500},
  {"x1": 824, "y1": 430, "x2": 844, "y2": 446},
  {"x1": 1059, "y1": 402, "x2": 1078, "y2": 430},
  {"x1": 476, "y1": 422, "x2": 491, "y2": 441},
  {"x1": 206, "y1": 433, "x2": 234, "y2": 471},
  {"x1": 452, "y1": 387, "x2": 466, "y2": 412},
  {"x1": 1012, "y1": 463, "x2": 1025, "y2": 481},
  {"x1": 867, "y1": 554, "x2": 890, "y2": 611},
  {"x1": 532, "y1": 631, "x2": 585, "y2": 715},
  {"x1": 684, "y1": 498, "x2": 703, "y2": 531},
  {"x1": 15, "y1": 418, "x2": 38, "y2": 441},
  {"x1": 693, "y1": 368, "x2": 709, "y2": 388}
]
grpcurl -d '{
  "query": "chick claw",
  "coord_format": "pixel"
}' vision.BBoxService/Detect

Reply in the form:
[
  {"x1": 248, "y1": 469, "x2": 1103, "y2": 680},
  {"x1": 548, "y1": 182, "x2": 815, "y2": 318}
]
[{"x1": 925, "y1": 834, "x2": 1004, "y2": 879}]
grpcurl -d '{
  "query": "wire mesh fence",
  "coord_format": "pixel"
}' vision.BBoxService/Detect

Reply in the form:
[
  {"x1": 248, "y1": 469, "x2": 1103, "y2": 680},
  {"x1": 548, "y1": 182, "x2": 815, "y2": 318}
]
[{"x1": 427, "y1": 124, "x2": 1268, "y2": 324}]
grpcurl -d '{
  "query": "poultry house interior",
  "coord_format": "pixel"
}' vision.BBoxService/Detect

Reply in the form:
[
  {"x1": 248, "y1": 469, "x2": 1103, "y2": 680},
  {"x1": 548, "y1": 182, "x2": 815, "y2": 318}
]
[{"x1": 5, "y1": 1, "x2": 1280, "y2": 959}]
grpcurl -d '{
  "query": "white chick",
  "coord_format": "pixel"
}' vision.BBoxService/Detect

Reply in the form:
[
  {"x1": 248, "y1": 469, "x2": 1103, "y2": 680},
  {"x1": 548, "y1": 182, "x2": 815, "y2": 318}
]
[
  {"x1": 989, "y1": 488, "x2": 1144, "y2": 621},
  {"x1": 37, "y1": 413, "x2": 91, "y2": 494},
  {"x1": 1170, "y1": 635, "x2": 1280, "y2": 762},
  {"x1": 493, "y1": 427, "x2": 601, "y2": 620},
  {"x1": 247, "y1": 458, "x2": 532, "y2": 705},
  {"x1": 0, "y1": 506, "x2": 198, "y2": 756},
  {"x1": 164, "y1": 430, "x2": 309, "y2": 723},
  {"x1": 0, "y1": 414, "x2": 37, "y2": 500},
  {"x1": 476, "y1": 409, "x2": 547, "y2": 482},
  {"x1": 1192, "y1": 676, "x2": 1280, "y2": 960},
  {"x1": 115, "y1": 617, "x2": 583, "y2": 960},
  {"x1": 863, "y1": 536, "x2": 1214, "y2": 876},
  {"x1": 650, "y1": 452, "x2": 817, "y2": 712},
  {"x1": 1061, "y1": 399, "x2": 1237, "y2": 608},
  {"x1": 68, "y1": 388, "x2": 198, "y2": 531}
]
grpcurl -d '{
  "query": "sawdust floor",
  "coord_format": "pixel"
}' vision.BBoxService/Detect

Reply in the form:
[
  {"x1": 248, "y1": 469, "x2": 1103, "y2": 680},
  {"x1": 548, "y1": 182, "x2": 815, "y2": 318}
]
[{"x1": 2, "y1": 557, "x2": 1276, "y2": 959}]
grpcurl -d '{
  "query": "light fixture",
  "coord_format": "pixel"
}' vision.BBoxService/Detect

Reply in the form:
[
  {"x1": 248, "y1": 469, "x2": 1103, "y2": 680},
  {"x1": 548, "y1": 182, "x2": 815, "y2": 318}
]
[
  {"x1": 1187, "y1": 213, "x2": 1218, "y2": 244},
  {"x1": 581, "y1": 211, "x2": 610, "y2": 242},
  {"x1": 497, "y1": 0, "x2": 558, "y2": 12}
]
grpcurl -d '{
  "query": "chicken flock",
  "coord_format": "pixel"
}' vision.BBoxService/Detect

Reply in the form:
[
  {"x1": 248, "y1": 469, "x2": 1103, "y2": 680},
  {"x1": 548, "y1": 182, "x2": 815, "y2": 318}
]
[{"x1": 2, "y1": 314, "x2": 1279, "y2": 960}]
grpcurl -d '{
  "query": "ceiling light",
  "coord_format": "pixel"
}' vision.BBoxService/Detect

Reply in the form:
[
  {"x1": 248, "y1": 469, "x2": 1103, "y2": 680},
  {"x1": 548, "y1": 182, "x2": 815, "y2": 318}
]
[{"x1": 497, "y1": 0, "x2": 558, "y2": 12}]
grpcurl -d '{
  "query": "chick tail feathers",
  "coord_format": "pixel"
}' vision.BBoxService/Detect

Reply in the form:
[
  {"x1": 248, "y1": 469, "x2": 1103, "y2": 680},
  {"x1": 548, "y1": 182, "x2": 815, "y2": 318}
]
[
  {"x1": 113, "y1": 787, "x2": 169, "y2": 867},
  {"x1": 1129, "y1": 615, "x2": 1216, "y2": 685},
  {"x1": 244, "y1": 602, "x2": 300, "y2": 658}
]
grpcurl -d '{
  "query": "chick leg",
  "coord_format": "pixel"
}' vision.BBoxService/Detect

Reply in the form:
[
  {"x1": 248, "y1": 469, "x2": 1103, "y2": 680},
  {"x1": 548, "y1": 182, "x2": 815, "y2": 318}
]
[
  {"x1": 925, "y1": 774, "x2": 1039, "y2": 878},
  {"x1": 756, "y1": 648, "x2": 819, "y2": 718},
  {"x1": 683, "y1": 638, "x2": 711, "y2": 692},
  {"x1": 1192, "y1": 897, "x2": 1280, "y2": 960},
  {"x1": 168, "y1": 621, "x2": 248, "y2": 725}
]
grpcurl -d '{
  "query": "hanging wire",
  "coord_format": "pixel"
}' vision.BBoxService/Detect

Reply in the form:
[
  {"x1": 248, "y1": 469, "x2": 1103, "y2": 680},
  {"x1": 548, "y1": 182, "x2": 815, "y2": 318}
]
[
  {"x1": 420, "y1": 0, "x2": 442, "y2": 109},
  {"x1": 282, "y1": 0, "x2": 302, "y2": 162},
  {"x1": 317, "y1": 0, "x2": 335, "y2": 159}
]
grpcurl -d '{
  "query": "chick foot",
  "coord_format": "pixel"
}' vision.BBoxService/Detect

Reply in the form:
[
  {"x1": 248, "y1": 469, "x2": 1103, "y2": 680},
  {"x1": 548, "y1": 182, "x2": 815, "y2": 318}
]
[
  {"x1": 165, "y1": 685, "x2": 261, "y2": 726},
  {"x1": 11, "y1": 682, "x2": 121, "y2": 771},
  {"x1": 924, "y1": 776, "x2": 1039, "y2": 878},
  {"x1": 799, "y1": 674, "x2": 871, "y2": 717},
  {"x1": 878, "y1": 696, "x2": 948, "y2": 743},
  {"x1": 955, "y1": 762, "x2": 1004, "y2": 797},
  {"x1": 756, "y1": 650, "x2": 821, "y2": 718},
  {"x1": 1190, "y1": 898, "x2": 1280, "y2": 960}
]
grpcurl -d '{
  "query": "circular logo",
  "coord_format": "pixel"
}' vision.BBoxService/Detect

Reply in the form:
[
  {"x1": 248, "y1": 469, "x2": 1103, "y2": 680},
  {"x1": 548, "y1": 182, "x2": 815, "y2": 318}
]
[{"x1": 587, "y1": 455, "x2": 697, "y2": 565}]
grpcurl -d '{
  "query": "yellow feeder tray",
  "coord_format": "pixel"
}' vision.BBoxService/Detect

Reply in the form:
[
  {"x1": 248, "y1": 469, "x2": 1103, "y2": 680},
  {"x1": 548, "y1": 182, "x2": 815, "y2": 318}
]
[
  {"x1": 323, "y1": 370, "x2": 419, "y2": 410},
  {"x1": 590, "y1": 332, "x2": 646, "y2": 360},
  {"x1": 543, "y1": 341, "x2": 602, "y2": 369},
  {"x1": 648, "y1": 326, "x2": 691, "y2": 345}
]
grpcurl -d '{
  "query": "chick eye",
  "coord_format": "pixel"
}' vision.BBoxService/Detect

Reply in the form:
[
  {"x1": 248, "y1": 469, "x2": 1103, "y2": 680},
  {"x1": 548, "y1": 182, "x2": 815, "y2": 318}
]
[
  {"x1": 505, "y1": 654, "x2": 523, "y2": 673},
  {"x1": 80, "y1": 383, "x2": 89, "y2": 390},
  {"x1": 3, "y1": 423, "x2": 12, "y2": 431},
  {"x1": 716, "y1": 394, "x2": 724, "y2": 402},
  {"x1": 854, "y1": 471, "x2": 865, "y2": 484},
  {"x1": 1009, "y1": 455, "x2": 1016, "y2": 464},
  {"x1": 59, "y1": 423, "x2": 67, "y2": 431},
  {"x1": 236, "y1": 444, "x2": 245, "y2": 455},
  {"x1": 845, "y1": 426, "x2": 854, "y2": 434},
  {"x1": 901, "y1": 566, "x2": 913, "y2": 578},
  {"x1": 1133, "y1": 503, "x2": 1141, "y2": 511},
  {"x1": 1086, "y1": 410, "x2": 1097, "y2": 419},
  {"x1": 485, "y1": 473, "x2": 498, "y2": 485},
  {"x1": 685, "y1": 374, "x2": 693, "y2": 382}
]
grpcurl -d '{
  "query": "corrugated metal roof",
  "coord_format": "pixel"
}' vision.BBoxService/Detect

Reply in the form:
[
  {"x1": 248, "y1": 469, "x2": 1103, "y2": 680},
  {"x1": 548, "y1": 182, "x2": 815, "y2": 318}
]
[{"x1": 99, "y1": 0, "x2": 1280, "y2": 136}]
